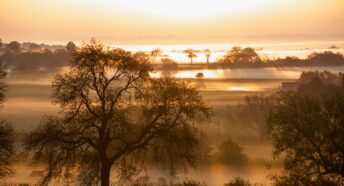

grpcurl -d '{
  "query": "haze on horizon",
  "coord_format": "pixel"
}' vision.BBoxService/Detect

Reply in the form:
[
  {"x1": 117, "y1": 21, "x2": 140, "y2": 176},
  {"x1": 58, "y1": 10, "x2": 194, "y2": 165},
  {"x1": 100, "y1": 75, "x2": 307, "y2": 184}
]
[{"x1": 1, "y1": 0, "x2": 344, "y2": 44}]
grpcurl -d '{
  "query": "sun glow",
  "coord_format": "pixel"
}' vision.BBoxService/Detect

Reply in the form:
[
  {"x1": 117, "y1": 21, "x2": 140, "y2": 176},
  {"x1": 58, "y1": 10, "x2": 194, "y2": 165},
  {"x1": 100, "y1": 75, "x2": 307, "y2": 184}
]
[{"x1": 103, "y1": 0, "x2": 287, "y2": 19}]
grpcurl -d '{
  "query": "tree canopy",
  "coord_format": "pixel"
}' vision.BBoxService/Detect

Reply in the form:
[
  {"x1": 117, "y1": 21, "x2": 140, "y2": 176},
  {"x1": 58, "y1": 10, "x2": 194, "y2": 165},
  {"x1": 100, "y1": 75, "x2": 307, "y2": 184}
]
[
  {"x1": 219, "y1": 47, "x2": 261, "y2": 63},
  {"x1": 267, "y1": 91, "x2": 344, "y2": 184}
]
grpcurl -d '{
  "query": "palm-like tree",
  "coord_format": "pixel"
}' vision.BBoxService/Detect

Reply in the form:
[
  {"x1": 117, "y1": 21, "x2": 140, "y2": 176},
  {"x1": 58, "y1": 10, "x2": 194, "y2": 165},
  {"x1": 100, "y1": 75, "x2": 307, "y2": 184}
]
[
  {"x1": 204, "y1": 49, "x2": 211, "y2": 64},
  {"x1": 183, "y1": 49, "x2": 197, "y2": 64}
]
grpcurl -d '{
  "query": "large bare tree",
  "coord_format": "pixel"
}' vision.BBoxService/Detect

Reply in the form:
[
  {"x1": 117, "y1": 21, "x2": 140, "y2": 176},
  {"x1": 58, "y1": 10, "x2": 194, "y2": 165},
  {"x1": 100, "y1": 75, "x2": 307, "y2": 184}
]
[{"x1": 24, "y1": 40, "x2": 210, "y2": 186}]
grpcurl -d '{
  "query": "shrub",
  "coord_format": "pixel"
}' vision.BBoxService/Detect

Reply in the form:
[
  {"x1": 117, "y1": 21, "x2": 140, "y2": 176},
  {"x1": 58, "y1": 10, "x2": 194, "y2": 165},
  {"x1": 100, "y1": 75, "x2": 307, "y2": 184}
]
[
  {"x1": 224, "y1": 177, "x2": 251, "y2": 186},
  {"x1": 216, "y1": 138, "x2": 248, "y2": 167}
]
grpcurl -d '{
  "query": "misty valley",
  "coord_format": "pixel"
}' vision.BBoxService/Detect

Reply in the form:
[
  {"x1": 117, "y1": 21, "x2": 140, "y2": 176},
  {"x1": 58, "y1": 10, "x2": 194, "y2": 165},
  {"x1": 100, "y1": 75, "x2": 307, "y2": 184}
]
[{"x1": 0, "y1": 39, "x2": 343, "y2": 186}]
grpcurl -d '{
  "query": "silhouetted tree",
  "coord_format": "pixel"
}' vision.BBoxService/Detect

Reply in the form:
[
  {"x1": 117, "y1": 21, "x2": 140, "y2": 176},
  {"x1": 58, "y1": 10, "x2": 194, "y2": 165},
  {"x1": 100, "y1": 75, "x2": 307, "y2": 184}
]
[
  {"x1": 223, "y1": 46, "x2": 242, "y2": 63},
  {"x1": 216, "y1": 138, "x2": 248, "y2": 168},
  {"x1": 6, "y1": 41, "x2": 21, "y2": 53},
  {"x1": 150, "y1": 48, "x2": 162, "y2": 64},
  {"x1": 297, "y1": 71, "x2": 344, "y2": 97},
  {"x1": 299, "y1": 71, "x2": 342, "y2": 85},
  {"x1": 66, "y1": 41, "x2": 76, "y2": 54},
  {"x1": 267, "y1": 92, "x2": 344, "y2": 184},
  {"x1": 0, "y1": 61, "x2": 14, "y2": 179},
  {"x1": 23, "y1": 42, "x2": 41, "y2": 50},
  {"x1": 241, "y1": 48, "x2": 261, "y2": 63},
  {"x1": 307, "y1": 51, "x2": 344, "y2": 66},
  {"x1": 220, "y1": 47, "x2": 261, "y2": 63},
  {"x1": 229, "y1": 73, "x2": 344, "y2": 185},
  {"x1": 24, "y1": 39, "x2": 210, "y2": 186},
  {"x1": 183, "y1": 49, "x2": 197, "y2": 64},
  {"x1": 204, "y1": 49, "x2": 211, "y2": 64},
  {"x1": 150, "y1": 48, "x2": 162, "y2": 57}
]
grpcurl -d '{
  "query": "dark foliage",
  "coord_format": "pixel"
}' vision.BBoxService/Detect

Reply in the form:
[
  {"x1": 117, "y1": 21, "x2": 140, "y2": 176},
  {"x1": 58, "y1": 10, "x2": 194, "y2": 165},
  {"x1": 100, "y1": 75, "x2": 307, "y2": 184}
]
[
  {"x1": 0, "y1": 61, "x2": 14, "y2": 179},
  {"x1": 216, "y1": 138, "x2": 248, "y2": 168},
  {"x1": 267, "y1": 91, "x2": 344, "y2": 184},
  {"x1": 0, "y1": 121, "x2": 14, "y2": 179}
]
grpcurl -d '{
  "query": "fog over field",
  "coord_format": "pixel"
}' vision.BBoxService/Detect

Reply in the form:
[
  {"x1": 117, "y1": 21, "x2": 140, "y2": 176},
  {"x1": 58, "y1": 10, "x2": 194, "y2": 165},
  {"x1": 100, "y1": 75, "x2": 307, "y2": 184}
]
[
  {"x1": 1, "y1": 65, "x2": 341, "y2": 185},
  {"x1": 1, "y1": 74, "x2": 283, "y2": 185}
]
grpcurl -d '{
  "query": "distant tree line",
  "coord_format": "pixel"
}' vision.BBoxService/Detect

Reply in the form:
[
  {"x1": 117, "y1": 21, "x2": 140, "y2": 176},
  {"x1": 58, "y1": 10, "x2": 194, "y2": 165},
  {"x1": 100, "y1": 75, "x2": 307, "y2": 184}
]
[
  {"x1": 1, "y1": 39, "x2": 344, "y2": 75},
  {"x1": 215, "y1": 46, "x2": 344, "y2": 68},
  {"x1": 0, "y1": 39, "x2": 73, "y2": 73}
]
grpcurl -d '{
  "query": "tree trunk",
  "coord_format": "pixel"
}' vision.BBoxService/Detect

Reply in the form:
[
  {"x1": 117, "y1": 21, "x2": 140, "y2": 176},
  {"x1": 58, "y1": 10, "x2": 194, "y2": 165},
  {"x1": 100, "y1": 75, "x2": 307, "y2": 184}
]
[{"x1": 101, "y1": 163, "x2": 111, "y2": 186}]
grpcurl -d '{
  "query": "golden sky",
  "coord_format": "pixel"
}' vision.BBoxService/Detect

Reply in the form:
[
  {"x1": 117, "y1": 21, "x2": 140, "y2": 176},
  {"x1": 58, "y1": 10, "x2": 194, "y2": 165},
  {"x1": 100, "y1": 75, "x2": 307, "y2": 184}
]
[{"x1": 1, "y1": 0, "x2": 343, "y2": 44}]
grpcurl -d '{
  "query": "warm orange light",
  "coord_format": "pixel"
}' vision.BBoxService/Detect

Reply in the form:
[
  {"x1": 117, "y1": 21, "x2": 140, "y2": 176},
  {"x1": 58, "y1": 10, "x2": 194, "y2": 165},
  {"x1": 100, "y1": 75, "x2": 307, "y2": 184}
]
[{"x1": 102, "y1": 0, "x2": 288, "y2": 19}]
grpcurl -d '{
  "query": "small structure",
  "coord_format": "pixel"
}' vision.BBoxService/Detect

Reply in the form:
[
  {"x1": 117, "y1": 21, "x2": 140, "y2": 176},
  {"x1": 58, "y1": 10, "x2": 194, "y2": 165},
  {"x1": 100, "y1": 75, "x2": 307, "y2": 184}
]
[
  {"x1": 195, "y1": 72, "x2": 206, "y2": 88},
  {"x1": 195, "y1": 72, "x2": 204, "y2": 79}
]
